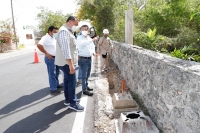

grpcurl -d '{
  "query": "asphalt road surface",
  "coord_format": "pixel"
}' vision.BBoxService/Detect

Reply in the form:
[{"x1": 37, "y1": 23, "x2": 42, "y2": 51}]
[{"x1": 0, "y1": 51, "x2": 94, "y2": 133}]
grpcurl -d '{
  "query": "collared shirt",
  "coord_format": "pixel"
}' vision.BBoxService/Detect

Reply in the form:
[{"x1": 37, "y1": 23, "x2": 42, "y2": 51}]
[
  {"x1": 77, "y1": 35, "x2": 95, "y2": 57},
  {"x1": 58, "y1": 30, "x2": 72, "y2": 59},
  {"x1": 38, "y1": 33, "x2": 56, "y2": 56}
]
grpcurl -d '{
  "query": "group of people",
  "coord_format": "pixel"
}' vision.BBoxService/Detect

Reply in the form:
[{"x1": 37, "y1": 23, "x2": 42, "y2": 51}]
[{"x1": 37, "y1": 16, "x2": 113, "y2": 112}]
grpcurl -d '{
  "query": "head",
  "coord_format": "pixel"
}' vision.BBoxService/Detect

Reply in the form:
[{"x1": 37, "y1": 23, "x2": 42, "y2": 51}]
[
  {"x1": 66, "y1": 16, "x2": 79, "y2": 29},
  {"x1": 80, "y1": 25, "x2": 89, "y2": 37},
  {"x1": 48, "y1": 26, "x2": 58, "y2": 37},
  {"x1": 103, "y1": 29, "x2": 109, "y2": 38}
]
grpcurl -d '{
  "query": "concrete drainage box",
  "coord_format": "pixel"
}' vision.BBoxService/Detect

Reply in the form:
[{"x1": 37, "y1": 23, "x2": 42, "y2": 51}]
[
  {"x1": 115, "y1": 111, "x2": 159, "y2": 133},
  {"x1": 111, "y1": 93, "x2": 139, "y2": 117}
]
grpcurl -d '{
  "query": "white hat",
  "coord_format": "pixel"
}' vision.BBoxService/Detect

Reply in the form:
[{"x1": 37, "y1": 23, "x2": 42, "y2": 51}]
[{"x1": 103, "y1": 29, "x2": 109, "y2": 34}]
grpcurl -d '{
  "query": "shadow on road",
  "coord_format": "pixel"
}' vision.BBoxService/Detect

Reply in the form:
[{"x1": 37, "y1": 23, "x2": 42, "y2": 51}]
[
  {"x1": 0, "y1": 87, "x2": 51, "y2": 115},
  {"x1": 4, "y1": 101, "x2": 72, "y2": 133}
]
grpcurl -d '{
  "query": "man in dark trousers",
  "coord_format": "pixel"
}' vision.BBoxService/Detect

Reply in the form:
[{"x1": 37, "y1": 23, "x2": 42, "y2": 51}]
[
  {"x1": 77, "y1": 25, "x2": 98, "y2": 96},
  {"x1": 55, "y1": 16, "x2": 84, "y2": 112}
]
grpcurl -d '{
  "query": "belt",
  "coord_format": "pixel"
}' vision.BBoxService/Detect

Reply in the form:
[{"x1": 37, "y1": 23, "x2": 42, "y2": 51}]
[{"x1": 79, "y1": 56, "x2": 91, "y2": 59}]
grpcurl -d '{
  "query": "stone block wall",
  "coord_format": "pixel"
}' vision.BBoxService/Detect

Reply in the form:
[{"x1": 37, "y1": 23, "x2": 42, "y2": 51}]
[{"x1": 111, "y1": 42, "x2": 200, "y2": 133}]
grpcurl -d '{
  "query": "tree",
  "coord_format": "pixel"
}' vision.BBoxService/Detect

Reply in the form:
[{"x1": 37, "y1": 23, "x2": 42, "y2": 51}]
[
  {"x1": 76, "y1": 0, "x2": 116, "y2": 36},
  {"x1": 36, "y1": 7, "x2": 71, "y2": 34}
]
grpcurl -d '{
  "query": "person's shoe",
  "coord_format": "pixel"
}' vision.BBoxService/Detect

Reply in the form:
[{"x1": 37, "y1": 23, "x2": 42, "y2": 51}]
[
  {"x1": 83, "y1": 90, "x2": 93, "y2": 96},
  {"x1": 87, "y1": 86, "x2": 93, "y2": 91},
  {"x1": 78, "y1": 79, "x2": 82, "y2": 84},
  {"x1": 64, "y1": 99, "x2": 80, "y2": 106},
  {"x1": 64, "y1": 102, "x2": 69, "y2": 106},
  {"x1": 76, "y1": 82, "x2": 82, "y2": 87},
  {"x1": 57, "y1": 85, "x2": 63, "y2": 88},
  {"x1": 50, "y1": 89, "x2": 61, "y2": 93},
  {"x1": 69, "y1": 103, "x2": 84, "y2": 112},
  {"x1": 76, "y1": 99, "x2": 81, "y2": 102}
]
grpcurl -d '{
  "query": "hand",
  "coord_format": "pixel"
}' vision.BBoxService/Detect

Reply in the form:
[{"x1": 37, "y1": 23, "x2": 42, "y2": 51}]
[
  {"x1": 46, "y1": 53, "x2": 52, "y2": 59},
  {"x1": 95, "y1": 54, "x2": 99, "y2": 57},
  {"x1": 93, "y1": 37, "x2": 98, "y2": 41},
  {"x1": 69, "y1": 65, "x2": 75, "y2": 74}
]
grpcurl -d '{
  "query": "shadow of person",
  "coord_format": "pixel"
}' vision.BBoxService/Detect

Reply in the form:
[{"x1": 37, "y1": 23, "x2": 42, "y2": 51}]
[
  {"x1": 4, "y1": 101, "x2": 72, "y2": 133},
  {"x1": 0, "y1": 87, "x2": 53, "y2": 115}
]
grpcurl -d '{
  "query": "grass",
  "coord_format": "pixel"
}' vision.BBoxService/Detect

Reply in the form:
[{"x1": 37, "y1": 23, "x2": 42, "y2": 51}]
[{"x1": 18, "y1": 44, "x2": 25, "y2": 50}]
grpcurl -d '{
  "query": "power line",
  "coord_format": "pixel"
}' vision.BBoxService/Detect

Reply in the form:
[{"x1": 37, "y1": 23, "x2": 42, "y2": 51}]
[{"x1": 13, "y1": 0, "x2": 35, "y2": 12}]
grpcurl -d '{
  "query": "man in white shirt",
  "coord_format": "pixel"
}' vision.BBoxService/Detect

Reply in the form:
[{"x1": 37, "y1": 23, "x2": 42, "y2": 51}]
[
  {"x1": 77, "y1": 25, "x2": 97, "y2": 96},
  {"x1": 37, "y1": 26, "x2": 61, "y2": 93}
]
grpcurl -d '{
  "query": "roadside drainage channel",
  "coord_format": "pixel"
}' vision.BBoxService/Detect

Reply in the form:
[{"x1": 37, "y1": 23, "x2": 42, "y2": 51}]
[{"x1": 92, "y1": 58, "x2": 159, "y2": 133}]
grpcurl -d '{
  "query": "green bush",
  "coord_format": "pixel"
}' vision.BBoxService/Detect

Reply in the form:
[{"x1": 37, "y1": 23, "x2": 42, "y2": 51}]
[
  {"x1": 133, "y1": 29, "x2": 174, "y2": 52},
  {"x1": 173, "y1": 27, "x2": 199, "y2": 49},
  {"x1": 192, "y1": 55, "x2": 200, "y2": 62},
  {"x1": 170, "y1": 48, "x2": 189, "y2": 60}
]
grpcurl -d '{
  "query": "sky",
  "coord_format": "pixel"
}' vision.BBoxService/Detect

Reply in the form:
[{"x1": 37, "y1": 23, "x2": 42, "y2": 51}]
[{"x1": 0, "y1": 0, "x2": 79, "y2": 30}]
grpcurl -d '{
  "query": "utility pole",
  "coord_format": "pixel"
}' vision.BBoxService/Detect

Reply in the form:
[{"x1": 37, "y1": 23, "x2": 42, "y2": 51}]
[
  {"x1": 125, "y1": 0, "x2": 133, "y2": 44},
  {"x1": 11, "y1": 0, "x2": 18, "y2": 49}
]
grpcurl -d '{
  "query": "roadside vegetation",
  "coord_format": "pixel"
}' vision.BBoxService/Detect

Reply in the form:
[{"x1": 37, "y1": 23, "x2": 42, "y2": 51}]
[
  {"x1": 76, "y1": 0, "x2": 200, "y2": 62},
  {"x1": 36, "y1": 6, "x2": 71, "y2": 34}
]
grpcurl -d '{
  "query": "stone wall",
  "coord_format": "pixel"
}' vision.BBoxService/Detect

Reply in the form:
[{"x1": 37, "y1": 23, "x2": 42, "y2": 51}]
[{"x1": 110, "y1": 42, "x2": 200, "y2": 133}]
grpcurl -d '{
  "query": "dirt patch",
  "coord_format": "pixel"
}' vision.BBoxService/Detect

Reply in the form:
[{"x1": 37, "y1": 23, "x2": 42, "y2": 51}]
[{"x1": 93, "y1": 59, "x2": 124, "y2": 133}]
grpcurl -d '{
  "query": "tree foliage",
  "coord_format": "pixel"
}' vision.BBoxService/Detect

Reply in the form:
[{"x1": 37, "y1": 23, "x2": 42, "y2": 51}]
[
  {"x1": 77, "y1": 0, "x2": 200, "y2": 59},
  {"x1": 76, "y1": 0, "x2": 116, "y2": 36},
  {"x1": 36, "y1": 7, "x2": 71, "y2": 34}
]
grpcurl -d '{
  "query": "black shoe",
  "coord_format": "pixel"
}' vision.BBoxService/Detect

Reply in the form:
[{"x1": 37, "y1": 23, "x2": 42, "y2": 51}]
[
  {"x1": 50, "y1": 89, "x2": 61, "y2": 93},
  {"x1": 87, "y1": 86, "x2": 93, "y2": 91},
  {"x1": 83, "y1": 90, "x2": 93, "y2": 96},
  {"x1": 57, "y1": 85, "x2": 63, "y2": 88}
]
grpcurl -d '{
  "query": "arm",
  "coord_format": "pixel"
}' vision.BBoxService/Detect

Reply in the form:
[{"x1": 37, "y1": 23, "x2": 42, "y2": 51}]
[
  {"x1": 59, "y1": 31, "x2": 75, "y2": 74},
  {"x1": 97, "y1": 37, "x2": 103, "y2": 54},
  {"x1": 110, "y1": 39, "x2": 113, "y2": 48},
  {"x1": 37, "y1": 38, "x2": 52, "y2": 59},
  {"x1": 77, "y1": 36, "x2": 93, "y2": 48},
  {"x1": 91, "y1": 40, "x2": 96, "y2": 56},
  {"x1": 109, "y1": 38, "x2": 114, "y2": 49}
]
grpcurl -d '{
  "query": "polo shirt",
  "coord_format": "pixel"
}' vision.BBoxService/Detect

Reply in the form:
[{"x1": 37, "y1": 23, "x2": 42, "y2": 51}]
[{"x1": 38, "y1": 33, "x2": 56, "y2": 56}]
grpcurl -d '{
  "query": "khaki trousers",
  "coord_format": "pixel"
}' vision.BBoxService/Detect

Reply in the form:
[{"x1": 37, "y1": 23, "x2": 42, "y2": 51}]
[{"x1": 100, "y1": 54, "x2": 109, "y2": 70}]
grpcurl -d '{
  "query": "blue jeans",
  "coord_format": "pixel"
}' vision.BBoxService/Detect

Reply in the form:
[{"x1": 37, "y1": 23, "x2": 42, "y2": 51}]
[
  {"x1": 78, "y1": 58, "x2": 92, "y2": 91},
  {"x1": 44, "y1": 56, "x2": 59, "y2": 90},
  {"x1": 78, "y1": 68, "x2": 82, "y2": 80},
  {"x1": 59, "y1": 64, "x2": 77, "y2": 105}
]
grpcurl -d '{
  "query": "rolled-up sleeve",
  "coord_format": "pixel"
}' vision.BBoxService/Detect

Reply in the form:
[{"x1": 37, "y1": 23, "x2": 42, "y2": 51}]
[{"x1": 59, "y1": 31, "x2": 72, "y2": 59}]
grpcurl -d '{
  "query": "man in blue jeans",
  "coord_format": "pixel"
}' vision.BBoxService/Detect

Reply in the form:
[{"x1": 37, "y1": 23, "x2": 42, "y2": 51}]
[
  {"x1": 37, "y1": 26, "x2": 61, "y2": 93},
  {"x1": 55, "y1": 16, "x2": 84, "y2": 112},
  {"x1": 77, "y1": 25, "x2": 98, "y2": 96}
]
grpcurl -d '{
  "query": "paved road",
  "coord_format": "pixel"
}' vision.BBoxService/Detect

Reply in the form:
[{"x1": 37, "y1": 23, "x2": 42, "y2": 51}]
[{"x1": 0, "y1": 50, "x2": 94, "y2": 133}]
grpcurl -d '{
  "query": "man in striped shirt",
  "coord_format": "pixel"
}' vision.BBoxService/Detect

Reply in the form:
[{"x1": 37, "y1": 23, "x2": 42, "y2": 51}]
[{"x1": 55, "y1": 16, "x2": 84, "y2": 112}]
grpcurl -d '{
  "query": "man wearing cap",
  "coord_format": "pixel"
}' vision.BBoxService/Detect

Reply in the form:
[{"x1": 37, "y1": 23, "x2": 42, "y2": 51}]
[
  {"x1": 37, "y1": 26, "x2": 61, "y2": 93},
  {"x1": 97, "y1": 29, "x2": 113, "y2": 72},
  {"x1": 55, "y1": 16, "x2": 84, "y2": 112}
]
